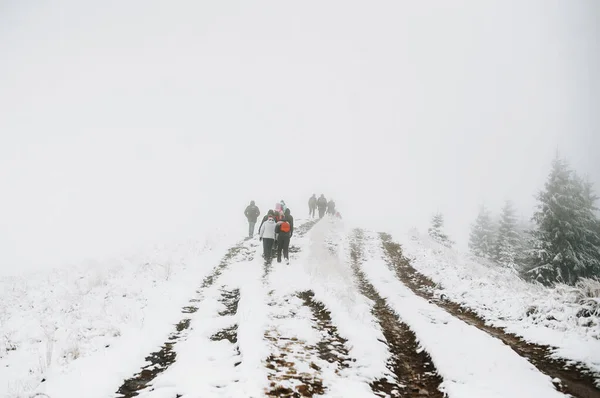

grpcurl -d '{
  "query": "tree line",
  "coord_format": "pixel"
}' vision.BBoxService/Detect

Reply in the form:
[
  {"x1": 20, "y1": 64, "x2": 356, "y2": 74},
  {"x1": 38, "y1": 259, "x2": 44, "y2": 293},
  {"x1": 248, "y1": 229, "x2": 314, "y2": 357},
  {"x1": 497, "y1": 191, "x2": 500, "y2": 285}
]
[{"x1": 427, "y1": 155, "x2": 600, "y2": 286}]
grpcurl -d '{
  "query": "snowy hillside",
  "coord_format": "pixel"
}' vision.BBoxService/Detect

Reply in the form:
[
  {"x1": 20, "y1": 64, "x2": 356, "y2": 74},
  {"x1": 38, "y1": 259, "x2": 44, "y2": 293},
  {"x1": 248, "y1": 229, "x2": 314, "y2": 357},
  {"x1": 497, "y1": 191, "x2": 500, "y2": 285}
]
[
  {"x1": 399, "y1": 230, "x2": 600, "y2": 384},
  {"x1": 3, "y1": 217, "x2": 598, "y2": 398},
  {"x1": 0, "y1": 230, "x2": 237, "y2": 397}
]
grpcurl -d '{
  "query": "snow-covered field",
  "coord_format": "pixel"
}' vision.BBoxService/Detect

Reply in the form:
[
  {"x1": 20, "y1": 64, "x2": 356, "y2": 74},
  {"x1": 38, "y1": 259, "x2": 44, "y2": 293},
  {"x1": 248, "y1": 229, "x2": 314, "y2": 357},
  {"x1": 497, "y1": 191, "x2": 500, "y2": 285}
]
[
  {"x1": 398, "y1": 229, "x2": 600, "y2": 380},
  {"x1": 1, "y1": 218, "x2": 594, "y2": 397},
  {"x1": 0, "y1": 229, "x2": 237, "y2": 398}
]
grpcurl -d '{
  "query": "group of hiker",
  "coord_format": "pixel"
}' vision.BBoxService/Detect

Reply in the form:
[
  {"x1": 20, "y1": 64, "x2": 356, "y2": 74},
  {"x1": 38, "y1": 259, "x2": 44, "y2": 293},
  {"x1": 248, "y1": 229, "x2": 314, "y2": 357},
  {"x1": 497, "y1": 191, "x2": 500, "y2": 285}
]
[
  {"x1": 244, "y1": 196, "x2": 340, "y2": 264},
  {"x1": 308, "y1": 194, "x2": 340, "y2": 219},
  {"x1": 244, "y1": 200, "x2": 294, "y2": 264}
]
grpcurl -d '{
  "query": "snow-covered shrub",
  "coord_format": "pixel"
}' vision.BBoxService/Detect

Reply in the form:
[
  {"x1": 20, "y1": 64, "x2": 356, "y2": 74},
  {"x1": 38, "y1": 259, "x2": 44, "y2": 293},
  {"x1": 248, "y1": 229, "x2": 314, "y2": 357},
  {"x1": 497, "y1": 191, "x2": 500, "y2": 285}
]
[{"x1": 573, "y1": 278, "x2": 600, "y2": 318}]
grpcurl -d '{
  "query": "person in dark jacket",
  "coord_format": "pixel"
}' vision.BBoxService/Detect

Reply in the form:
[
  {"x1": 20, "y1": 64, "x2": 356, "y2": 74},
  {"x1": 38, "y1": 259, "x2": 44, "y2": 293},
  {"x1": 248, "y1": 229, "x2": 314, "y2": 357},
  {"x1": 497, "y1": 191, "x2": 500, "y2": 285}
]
[
  {"x1": 317, "y1": 194, "x2": 327, "y2": 219},
  {"x1": 284, "y1": 208, "x2": 294, "y2": 237},
  {"x1": 244, "y1": 200, "x2": 260, "y2": 238},
  {"x1": 327, "y1": 199, "x2": 336, "y2": 215},
  {"x1": 308, "y1": 194, "x2": 317, "y2": 218},
  {"x1": 275, "y1": 217, "x2": 292, "y2": 264}
]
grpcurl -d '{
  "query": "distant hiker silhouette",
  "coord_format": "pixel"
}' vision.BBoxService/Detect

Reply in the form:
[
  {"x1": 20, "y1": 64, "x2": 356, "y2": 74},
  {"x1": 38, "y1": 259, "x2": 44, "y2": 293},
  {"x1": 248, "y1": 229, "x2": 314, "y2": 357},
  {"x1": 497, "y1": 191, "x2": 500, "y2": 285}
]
[
  {"x1": 308, "y1": 194, "x2": 317, "y2": 218},
  {"x1": 244, "y1": 200, "x2": 260, "y2": 238},
  {"x1": 327, "y1": 199, "x2": 336, "y2": 215},
  {"x1": 317, "y1": 194, "x2": 327, "y2": 219}
]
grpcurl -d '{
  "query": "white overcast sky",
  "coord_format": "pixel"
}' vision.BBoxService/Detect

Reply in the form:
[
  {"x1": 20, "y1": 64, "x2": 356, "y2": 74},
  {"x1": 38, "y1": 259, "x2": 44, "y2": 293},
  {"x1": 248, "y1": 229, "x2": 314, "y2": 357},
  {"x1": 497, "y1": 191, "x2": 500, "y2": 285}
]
[{"x1": 0, "y1": 1, "x2": 598, "y2": 274}]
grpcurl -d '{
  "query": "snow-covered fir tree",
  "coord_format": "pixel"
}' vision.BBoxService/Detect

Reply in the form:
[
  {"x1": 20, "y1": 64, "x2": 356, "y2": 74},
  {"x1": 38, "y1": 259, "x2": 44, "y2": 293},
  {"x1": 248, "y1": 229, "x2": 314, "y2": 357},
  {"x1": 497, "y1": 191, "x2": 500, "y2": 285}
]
[
  {"x1": 493, "y1": 201, "x2": 520, "y2": 268},
  {"x1": 469, "y1": 205, "x2": 495, "y2": 259},
  {"x1": 575, "y1": 176, "x2": 600, "y2": 276},
  {"x1": 513, "y1": 216, "x2": 534, "y2": 271},
  {"x1": 524, "y1": 156, "x2": 600, "y2": 285},
  {"x1": 428, "y1": 212, "x2": 453, "y2": 248}
]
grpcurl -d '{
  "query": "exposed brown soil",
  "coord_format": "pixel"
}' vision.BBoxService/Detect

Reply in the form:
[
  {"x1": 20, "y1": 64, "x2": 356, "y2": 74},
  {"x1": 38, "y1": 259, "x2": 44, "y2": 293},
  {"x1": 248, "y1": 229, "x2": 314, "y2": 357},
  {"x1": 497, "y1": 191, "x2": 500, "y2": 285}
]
[
  {"x1": 264, "y1": 315, "x2": 327, "y2": 397},
  {"x1": 351, "y1": 229, "x2": 445, "y2": 398},
  {"x1": 115, "y1": 242, "x2": 253, "y2": 397},
  {"x1": 115, "y1": 317, "x2": 190, "y2": 397},
  {"x1": 216, "y1": 287, "x2": 240, "y2": 317},
  {"x1": 264, "y1": 351, "x2": 326, "y2": 397},
  {"x1": 379, "y1": 232, "x2": 600, "y2": 398},
  {"x1": 210, "y1": 287, "x2": 241, "y2": 348},
  {"x1": 297, "y1": 291, "x2": 354, "y2": 373}
]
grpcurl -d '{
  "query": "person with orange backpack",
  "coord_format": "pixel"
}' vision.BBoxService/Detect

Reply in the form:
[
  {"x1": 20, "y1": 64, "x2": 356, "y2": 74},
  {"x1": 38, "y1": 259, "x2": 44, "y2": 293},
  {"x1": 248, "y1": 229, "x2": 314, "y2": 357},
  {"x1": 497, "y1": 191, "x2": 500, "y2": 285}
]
[
  {"x1": 275, "y1": 215, "x2": 293, "y2": 264},
  {"x1": 284, "y1": 208, "x2": 294, "y2": 237}
]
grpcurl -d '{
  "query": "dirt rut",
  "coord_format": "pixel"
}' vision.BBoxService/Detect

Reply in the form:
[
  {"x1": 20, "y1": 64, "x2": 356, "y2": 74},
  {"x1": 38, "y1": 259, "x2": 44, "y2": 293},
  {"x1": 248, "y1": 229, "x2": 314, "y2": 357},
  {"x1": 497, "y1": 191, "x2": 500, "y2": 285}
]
[
  {"x1": 264, "y1": 296, "x2": 326, "y2": 398},
  {"x1": 297, "y1": 291, "x2": 354, "y2": 373},
  {"x1": 351, "y1": 229, "x2": 444, "y2": 398},
  {"x1": 115, "y1": 243, "x2": 254, "y2": 398},
  {"x1": 210, "y1": 287, "x2": 241, "y2": 346},
  {"x1": 265, "y1": 219, "x2": 356, "y2": 397},
  {"x1": 379, "y1": 232, "x2": 600, "y2": 398}
]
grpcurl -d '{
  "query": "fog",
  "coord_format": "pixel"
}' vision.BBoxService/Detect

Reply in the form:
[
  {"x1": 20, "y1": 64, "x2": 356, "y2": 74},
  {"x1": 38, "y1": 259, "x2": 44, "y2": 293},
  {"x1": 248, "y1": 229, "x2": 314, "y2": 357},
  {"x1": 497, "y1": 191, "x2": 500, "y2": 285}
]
[{"x1": 1, "y1": 1, "x2": 598, "y2": 275}]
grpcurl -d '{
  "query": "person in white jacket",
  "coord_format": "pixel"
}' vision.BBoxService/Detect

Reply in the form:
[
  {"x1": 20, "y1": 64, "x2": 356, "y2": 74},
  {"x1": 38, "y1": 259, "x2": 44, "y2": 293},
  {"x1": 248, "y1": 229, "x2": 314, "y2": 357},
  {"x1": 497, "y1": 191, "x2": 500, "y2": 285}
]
[{"x1": 259, "y1": 215, "x2": 277, "y2": 260}]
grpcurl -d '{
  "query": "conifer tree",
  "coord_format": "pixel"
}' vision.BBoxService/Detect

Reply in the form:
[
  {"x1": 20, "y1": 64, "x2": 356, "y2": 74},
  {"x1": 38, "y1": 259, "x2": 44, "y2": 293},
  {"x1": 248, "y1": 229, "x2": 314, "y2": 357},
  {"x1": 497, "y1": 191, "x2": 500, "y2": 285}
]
[
  {"x1": 494, "y1": 201, "x2": 520, "y2": 267},
  {"x1": 524, "y1": 156, "x2": 600, "y2": 285},
  {"x1": 469, "y1": 205, "x2": 495, "y2": 258},
  {"x1": 428, "y1": 212, "x2": 453, "y2": 248},
  {"x1": 513, "y1": 216, "x2": 534, "y2": 271}
]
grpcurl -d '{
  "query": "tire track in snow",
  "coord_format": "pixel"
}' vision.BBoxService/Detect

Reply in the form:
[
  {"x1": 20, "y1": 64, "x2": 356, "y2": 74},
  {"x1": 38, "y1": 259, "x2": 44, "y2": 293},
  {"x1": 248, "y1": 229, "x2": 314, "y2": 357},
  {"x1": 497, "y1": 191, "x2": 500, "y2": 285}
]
[
  {"x1": 297, "y1": 291, "x2": 353, "y2": 374},
  {"x1": 295, "y1": 222, "x2": 357, "y2": 377},
  {"x1": 264, "y1": 295, "x2": 326, "y2": 397},
  {"x1": 379, "y1": 232, "x2": 600, "y2": 398},
  {"x1": 115, "y1": 241, "x2": 255, "y2": 398},
  {"x1": 350, "y1": 229, "x2": 444, "y2": 398},
  {"x1": 209, "y1": 287, "x2": 241, "y2": 368},
  {"x1": 263, "y1": 219, "x2": 325, "y2": 397},
  {"x1": 264, "y1": 218, "x2": 359, "y2": 397}
]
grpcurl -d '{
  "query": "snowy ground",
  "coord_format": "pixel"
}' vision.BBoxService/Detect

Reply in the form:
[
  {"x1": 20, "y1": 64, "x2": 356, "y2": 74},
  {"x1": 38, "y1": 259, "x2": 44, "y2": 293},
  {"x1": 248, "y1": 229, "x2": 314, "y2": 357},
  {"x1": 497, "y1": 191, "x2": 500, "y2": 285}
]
[
  {"x1": 2, "y1": 218, "x2": 589, "y2": 397},
  {"x1": 0, "y1": 229, "x2": 237, "y2": 398},
  {"x1": 397, "y1": 229, "x2": 600, "y2": 384}
]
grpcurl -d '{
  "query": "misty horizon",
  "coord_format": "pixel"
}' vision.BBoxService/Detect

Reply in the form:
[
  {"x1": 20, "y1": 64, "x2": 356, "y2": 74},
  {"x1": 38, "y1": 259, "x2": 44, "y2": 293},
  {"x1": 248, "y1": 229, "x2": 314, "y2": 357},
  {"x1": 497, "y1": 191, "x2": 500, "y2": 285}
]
[{"x1": 1, "y1": 1, "x2": 598, "y2": 275}]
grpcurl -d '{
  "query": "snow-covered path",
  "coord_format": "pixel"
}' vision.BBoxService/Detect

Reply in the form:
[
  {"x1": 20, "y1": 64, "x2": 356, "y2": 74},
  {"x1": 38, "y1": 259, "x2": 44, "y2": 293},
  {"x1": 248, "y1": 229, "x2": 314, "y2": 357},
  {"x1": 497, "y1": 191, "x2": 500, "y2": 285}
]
[
  {"x1": 6, "y1": 218, "x2": 585, "y2": 398},
  {"x1": 117, "y1": 219, "x2": 571, "y2": 398},
  {"x1": 353, "y1": 229, "x2": 567, "y2": 398}
]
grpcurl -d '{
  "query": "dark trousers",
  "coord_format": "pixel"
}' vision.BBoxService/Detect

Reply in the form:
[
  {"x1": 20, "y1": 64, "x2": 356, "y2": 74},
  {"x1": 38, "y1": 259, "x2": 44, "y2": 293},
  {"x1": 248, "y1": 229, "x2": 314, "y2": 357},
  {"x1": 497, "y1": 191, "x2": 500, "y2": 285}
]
[
  {"x1": 309, "y1": 206, "x2": 316, "y2": 218},
  {"x1": 262, "y1": 238, "x2": 275, "y2": 260},
  {"x1": 277, "y1": 234, "x2": 290, "y2": 262},
  {"x1": 318, "y1": 208, "x2": 326, "y2": 219}
]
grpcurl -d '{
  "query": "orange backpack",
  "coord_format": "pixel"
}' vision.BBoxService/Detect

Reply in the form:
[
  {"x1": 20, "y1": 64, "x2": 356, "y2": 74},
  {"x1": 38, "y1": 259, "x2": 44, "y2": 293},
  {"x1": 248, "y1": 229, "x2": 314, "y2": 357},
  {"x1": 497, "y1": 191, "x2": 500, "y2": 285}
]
[{"x1": 280, "y1": 221, "x2": 291, "y2": 233}]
